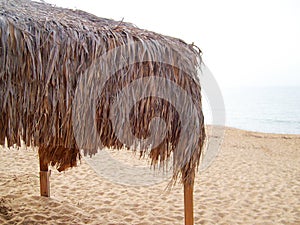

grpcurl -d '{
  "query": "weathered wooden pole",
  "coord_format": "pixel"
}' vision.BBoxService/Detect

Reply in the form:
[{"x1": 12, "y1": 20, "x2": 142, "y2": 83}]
[
  {"x1": 39, "y1": 154, "x2": 50, "y2": 197},
  {"x1": 184, "y1": 181, "x2": 194, "y2": 225}
]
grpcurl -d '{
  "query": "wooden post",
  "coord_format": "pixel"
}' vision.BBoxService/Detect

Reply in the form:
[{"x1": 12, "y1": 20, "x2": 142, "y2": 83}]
[
  {"x1": 39, "y1": 155, "x2": 50, "y2": 197},
  {"x1": 184, "y1": 182, "x2": 194, "y2": 225}
]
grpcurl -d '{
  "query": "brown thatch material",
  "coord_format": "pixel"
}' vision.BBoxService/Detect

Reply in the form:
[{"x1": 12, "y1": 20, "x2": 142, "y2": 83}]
[{"x1": 0, "y1": 0, "x2": 205, "y2": 185}]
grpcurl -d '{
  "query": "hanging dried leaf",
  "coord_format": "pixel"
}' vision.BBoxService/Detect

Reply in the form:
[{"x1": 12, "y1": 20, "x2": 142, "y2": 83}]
[{"x1": 0, "y1": 0, "x2": 205, "y2": 186}]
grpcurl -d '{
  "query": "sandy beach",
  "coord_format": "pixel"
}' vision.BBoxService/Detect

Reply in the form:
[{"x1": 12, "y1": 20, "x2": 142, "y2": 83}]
[{"x1": 0, "y1": 127, "x2": 299, "y2": 224}]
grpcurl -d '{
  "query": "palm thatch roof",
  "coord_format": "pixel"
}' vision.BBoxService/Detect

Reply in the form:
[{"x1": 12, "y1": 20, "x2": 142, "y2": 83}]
[{"x1": 0, "y1": 0, "x2": 205, "y2": 185}]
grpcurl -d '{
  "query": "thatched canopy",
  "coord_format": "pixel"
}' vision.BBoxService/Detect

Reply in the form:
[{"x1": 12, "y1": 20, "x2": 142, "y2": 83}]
[{"x1": 0, "y1": 0, "x2": 205, "y2": 185}]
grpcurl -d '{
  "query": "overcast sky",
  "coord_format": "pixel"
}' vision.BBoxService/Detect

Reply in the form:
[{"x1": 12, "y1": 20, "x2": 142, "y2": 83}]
[{"x1": 45, "y1": 0, "x2": 300, "y2": 89}]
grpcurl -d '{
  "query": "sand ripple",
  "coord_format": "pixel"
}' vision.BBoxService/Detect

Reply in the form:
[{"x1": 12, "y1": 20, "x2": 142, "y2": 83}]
[{"x1": 0, "y1": 127, "x2": 299, "y2": 224}]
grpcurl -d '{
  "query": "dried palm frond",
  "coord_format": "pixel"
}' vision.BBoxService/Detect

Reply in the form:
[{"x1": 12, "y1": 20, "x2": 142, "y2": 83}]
[{"x1": 0, "y1": 0, "x2": 205, "y2": 186}]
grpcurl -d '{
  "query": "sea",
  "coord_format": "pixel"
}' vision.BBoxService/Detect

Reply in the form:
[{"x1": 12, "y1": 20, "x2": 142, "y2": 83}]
[{"x1": 203, "y1": 86, "x2": 300, "y2": 135}]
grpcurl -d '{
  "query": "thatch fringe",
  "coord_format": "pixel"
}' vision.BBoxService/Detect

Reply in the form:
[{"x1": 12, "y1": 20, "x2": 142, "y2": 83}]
[{"x1": 0, "y1": 0, "x2": 205, "y2": 186}]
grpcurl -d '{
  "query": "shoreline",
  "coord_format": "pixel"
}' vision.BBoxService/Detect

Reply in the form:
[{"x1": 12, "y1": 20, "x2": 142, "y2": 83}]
[{"x1": 206, "y1": 124, "x2": 300, "y2": 137}]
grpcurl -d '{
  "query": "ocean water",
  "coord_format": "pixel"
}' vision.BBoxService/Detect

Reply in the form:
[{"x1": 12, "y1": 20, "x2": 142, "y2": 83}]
[{"x1": 203, "y1": 86, "x2": 300, "y2": 134}]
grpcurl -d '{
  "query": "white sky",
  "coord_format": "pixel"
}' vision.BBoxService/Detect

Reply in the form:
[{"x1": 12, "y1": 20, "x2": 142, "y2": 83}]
[{"x1": 45, "y1": 0, "x2": 300, "y2": 89}]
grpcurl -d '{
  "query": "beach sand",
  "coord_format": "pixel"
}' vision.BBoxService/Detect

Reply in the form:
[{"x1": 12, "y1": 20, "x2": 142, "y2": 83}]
[{"x1": 0, "y1": 127, "x2": 299, "y2": 224}]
